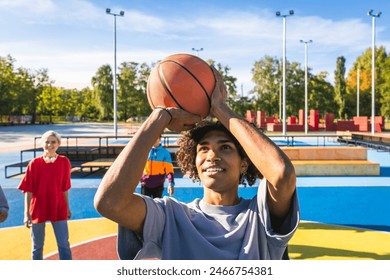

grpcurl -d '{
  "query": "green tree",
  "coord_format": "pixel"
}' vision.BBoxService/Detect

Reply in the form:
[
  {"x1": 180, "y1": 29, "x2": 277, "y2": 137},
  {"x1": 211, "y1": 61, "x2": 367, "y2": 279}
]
[
  {"x1": 346, "y1": 46, "x2": 389, "y2": 118},
  {"x1": 14, "y1": 67, "x2": 36, "y2": 118},
  {"x1": 59, "y1": 88, "x2": 84, "y2": 119},
  {"x1": 118, "y1": 62, "x2": 151, "y2": 120},
  {"x1": 207, "y1": 60, "x2": 239, "y2": 114},
  {"x1": 309, "y1": 71, "x2": 337, "y2": 114},
  {"x1": 91, "y1": 64, "x2": 113, "y2": 121},
  {"x1": 37, "y1": 83, "x2": 57, "y2": 123},
  {"x1": 346, "y1": 61, "x2": 370, "y2": 117},
  {"x1": 77, "y1": 87, "x2": 99, "y2": 121},
  {"x1": 138, "y1": 62, "x2": 153, "y2": 116},
  {"x1": 32, "y1": 69, "x2": 51, "y2": 123},
  {"x1": 375, "y1": 46, "x2": 389, "y2": 118},
  {"x1": 334, "y1": 56, "x2": 347, "y2": 119},
  {"x1": 285, "y1": 61, "x2": 305, "y2": 117},
  {"x1": 251, "y1": 56, "x2": 281, "y2": 117},
  {"x1": 379, "y1": 52, "x2": 390, "y2": 118},
  {"x1": 0, "y1": 55, "x2": 17, "y2": 120},
  {"x1": 251, "y1": 56, "x2": 305, "y2": 118},
  {"x1": 232, "y1": 95, "x2": 257, "y2": 118}
]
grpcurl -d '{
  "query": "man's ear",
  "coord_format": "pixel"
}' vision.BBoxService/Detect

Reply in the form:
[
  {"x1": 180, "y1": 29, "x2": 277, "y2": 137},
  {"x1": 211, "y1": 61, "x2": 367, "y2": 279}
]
[{"x1": 241, "y1": 158, "x2": 249, "y2": 173}]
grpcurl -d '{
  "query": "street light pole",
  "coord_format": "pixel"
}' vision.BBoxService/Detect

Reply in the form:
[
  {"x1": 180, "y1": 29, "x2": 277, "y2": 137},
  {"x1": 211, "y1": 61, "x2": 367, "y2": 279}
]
[
  {"x1": 192, "y1": 47, "x2": 204, "y2": 56},
  {"x1": 300, "y1": 39, "x2": 313, "y2": 134},
  {"x1": 368, "y1": 9, "x2": 381, "y2": 134},
  {"x1": 279, "y1": 83, "x2": 282, "y2": 121},
  {"x1": 276, "y1": 10, "x2": 294, "y2": 136},
  {"x1": 357, "y1": 66, "x2": 360, "y2": 117},
  {"x1": 106, "y1": 8, "x2": 125, "y2": 138}
]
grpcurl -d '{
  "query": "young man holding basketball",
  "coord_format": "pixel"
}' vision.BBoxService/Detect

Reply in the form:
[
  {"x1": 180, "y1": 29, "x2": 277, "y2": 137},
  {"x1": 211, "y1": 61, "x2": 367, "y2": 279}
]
[{"x1": 94, "y1": 67, "x2": 299, "y2": 260}]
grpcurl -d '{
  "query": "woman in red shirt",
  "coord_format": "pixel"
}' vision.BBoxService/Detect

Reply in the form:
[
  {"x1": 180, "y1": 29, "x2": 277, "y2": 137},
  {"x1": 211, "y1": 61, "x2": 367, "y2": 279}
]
[{"x1": 18, "y1": 130, "x2": 72, "y2": 260}]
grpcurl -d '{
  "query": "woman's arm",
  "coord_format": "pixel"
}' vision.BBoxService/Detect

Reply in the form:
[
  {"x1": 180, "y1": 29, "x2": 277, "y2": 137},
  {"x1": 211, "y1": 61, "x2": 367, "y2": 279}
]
[
  {"x1": 64, "y1": 191, "x2": 71, "y2": 219},
  {"x1": 24, "y1": 192, "x2": 32, "y2": 228},
  {"x1": 210, "y1": 68, "x2": 296, "y2": 219},
  {"x1": 94, "y1": 107, "x2": 200, "y2": 234}
]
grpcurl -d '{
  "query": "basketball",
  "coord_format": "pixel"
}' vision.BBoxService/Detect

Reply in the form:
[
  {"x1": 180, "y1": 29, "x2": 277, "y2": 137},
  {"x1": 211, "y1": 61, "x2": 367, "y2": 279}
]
[{"x1": 147, "y1": 53, "x2": 216, "y2": 118}]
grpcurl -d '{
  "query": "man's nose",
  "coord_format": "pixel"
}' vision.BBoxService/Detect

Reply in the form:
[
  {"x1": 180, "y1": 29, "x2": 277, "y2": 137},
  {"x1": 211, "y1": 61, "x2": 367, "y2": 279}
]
[{"x1": 207, "y1": 150, "x2": 220, "y2": 162}]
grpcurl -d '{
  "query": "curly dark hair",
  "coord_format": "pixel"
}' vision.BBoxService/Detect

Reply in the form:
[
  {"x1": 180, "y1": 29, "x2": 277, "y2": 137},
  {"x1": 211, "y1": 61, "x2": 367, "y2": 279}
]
[{"x1": 176, "y1": 121, "x2": 262, "y2": 186}]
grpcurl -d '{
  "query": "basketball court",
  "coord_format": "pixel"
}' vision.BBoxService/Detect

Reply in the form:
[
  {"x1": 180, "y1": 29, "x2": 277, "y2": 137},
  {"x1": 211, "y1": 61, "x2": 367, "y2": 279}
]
[{"x1": 0, "y1": 123, "x2": 389, "y2": 260}]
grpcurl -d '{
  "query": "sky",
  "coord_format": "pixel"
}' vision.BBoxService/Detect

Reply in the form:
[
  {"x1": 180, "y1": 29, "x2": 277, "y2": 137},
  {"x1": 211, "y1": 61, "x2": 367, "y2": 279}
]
[{"x1": 0, "y1": 0, "x2": 389, "y2": 95}]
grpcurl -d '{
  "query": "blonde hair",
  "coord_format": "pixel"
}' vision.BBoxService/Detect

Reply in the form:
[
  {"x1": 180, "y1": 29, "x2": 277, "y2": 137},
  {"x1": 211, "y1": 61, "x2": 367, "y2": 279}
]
[{"x1": 40, "y1": 130, "x2": 62, "y2": 145}]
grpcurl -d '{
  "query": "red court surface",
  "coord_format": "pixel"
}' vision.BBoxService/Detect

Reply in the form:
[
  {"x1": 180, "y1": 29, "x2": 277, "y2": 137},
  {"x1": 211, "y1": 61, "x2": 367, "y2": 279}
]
[{"x1": 45, "y1": 235, "x2": 118, "y2": 260}]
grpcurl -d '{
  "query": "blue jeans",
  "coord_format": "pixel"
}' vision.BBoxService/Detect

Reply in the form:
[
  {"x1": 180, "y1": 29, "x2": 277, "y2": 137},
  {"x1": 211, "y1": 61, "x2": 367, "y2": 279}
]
[{"x1": 31, "y1": 220, "x2": 72, "y2": 260}]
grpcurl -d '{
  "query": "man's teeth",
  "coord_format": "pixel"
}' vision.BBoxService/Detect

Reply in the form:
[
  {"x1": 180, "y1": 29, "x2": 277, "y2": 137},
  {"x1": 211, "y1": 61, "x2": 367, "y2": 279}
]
[{"x1": 206, "y1": 168, "x2": 224, "y2": 172}]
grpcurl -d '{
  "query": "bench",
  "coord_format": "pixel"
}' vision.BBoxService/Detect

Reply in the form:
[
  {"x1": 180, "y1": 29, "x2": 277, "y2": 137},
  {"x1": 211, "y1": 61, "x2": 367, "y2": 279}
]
[
  {"x1": 292, "y1": 159, "x2": 380, "y2": 176},
  {"x1": 79, "y1": 158, "x2": 116, "y2": 173}
]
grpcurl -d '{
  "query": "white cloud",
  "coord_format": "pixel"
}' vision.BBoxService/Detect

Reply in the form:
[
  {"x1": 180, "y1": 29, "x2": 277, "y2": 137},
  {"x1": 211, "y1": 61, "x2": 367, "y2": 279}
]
[
  {"x1": 0, "y1": 0, "x2": 55, "y2": 11},
  {"x1": 1, "y1": 1, "x2": 388, "y2": 92},
  {"x1": 119, "y1": 10, "x2": 166, "y2": 32}
]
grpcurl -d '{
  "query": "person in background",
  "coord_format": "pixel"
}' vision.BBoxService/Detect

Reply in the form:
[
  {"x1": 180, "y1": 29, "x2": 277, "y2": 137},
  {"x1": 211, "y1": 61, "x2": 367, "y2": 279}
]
[
  {"x1": 0, "y1": 184, "x2": 9, "y2": 223},
  {"x1": 94, "y1": 67, "x2": 299, "y2": 260},
  {"x1": 18, "y1": 130, "x2": 72, "y2": 260},
  {"x1": 140, "y1": 135, "x2": 175, "y2": 198}
]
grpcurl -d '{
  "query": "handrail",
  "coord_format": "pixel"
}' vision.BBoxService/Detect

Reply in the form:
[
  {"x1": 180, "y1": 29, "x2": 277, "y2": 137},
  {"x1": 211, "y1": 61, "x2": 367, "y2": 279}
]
[
  {"x1": 31, "y1": 133, "x2": 343, "y2": 151},
  {"x1": 16, "y1": 133, "x2": 341, "y2": 174},
  {"x1": 21, "y1": 133, "x2": 343, "y2": 163},
  {"x1": 3, "y1": 132, "x2": 352, "y2": 178}
]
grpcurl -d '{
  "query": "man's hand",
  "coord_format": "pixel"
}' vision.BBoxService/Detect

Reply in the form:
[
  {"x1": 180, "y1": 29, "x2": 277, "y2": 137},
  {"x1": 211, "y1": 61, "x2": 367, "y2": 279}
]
[
  {"x1": 209, "y1": 66, "x2": 228, "y2": 118},
  {"x1": 163, "y1": 107, "x2": 201, "y2": 132}
]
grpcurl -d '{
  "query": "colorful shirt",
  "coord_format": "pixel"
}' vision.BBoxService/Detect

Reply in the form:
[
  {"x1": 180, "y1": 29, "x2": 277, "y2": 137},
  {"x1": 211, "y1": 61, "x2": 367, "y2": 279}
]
[
  {"x1": 18, "y1": 155, "x2": 71, "y2": 223},
  {"x1": 141, "y1": 144, "x2": 175, "y2": 188}
]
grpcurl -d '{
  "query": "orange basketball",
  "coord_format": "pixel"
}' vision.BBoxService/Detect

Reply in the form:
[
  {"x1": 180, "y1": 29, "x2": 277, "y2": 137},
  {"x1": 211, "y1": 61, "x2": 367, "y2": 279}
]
[{"x1": 147, "y1": 53, "x2": 216, "y2": 118}]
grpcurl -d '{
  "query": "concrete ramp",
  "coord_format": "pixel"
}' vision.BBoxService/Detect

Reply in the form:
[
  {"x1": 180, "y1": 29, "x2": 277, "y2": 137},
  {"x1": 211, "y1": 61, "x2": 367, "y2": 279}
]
[
  {"x1": 281, "y1": 146, "x2": 367, "y2": 160},
  {"x1": 281, "y1": 147, "x2": 380, "y2": 176}
]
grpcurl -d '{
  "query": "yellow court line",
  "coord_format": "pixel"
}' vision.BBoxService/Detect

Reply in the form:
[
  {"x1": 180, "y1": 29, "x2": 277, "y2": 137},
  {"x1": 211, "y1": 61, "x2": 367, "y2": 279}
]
[{"x1": 290, "y1": 221, "x2": 390, "y2": 260}]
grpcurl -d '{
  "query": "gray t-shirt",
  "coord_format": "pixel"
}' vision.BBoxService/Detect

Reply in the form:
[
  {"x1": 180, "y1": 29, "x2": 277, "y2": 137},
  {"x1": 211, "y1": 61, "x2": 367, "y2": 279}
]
[{"x1": 132, "y1": 179, "x2": 299, "y2": 260}]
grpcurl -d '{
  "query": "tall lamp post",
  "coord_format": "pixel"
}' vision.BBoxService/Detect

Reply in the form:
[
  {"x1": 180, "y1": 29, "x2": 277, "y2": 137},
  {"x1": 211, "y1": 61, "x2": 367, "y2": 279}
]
[
  {"x1": 300, "y1": 39, "x2": 313, "y2": 134},
  {"x1": 106, "y1": 8, "x2": 125, "y2": 138},
  {"x1": 276, "y1": 10, "x2": 294, "y2": 136},
  {"x1": 192, "y1": 47, "x2": 203, "y2": 56},
  {"x1": 357, "y1": 65, "x2": 360, "y2": 117},
  {"x1": 279, "y1": 83, "x2": 282, "y2": 121},
  {"x1": 368, "y1": 9, "x2": 381, "y2": 134}
]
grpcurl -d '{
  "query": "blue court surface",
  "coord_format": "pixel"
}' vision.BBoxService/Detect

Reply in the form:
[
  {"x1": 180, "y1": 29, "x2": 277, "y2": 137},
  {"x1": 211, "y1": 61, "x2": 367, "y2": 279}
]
[
  {"x1": 1, "y1": 123, "x2": 389, "y2": 235},
  {"x1": 2, "y1": 185, "x2": 390, "y2": 233}
]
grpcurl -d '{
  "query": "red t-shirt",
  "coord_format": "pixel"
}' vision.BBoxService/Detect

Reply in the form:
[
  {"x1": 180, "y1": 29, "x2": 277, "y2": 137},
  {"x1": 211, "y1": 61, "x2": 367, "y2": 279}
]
[{"x1": 18, "y1": 155, "x2": 71, "y2": 223}]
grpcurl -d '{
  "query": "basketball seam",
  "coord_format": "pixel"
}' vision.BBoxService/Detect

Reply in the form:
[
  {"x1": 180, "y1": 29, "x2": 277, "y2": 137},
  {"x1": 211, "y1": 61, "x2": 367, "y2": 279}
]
[
  {"x1": 158, "y1": 63, "x2": 184, "y2": 110},
  {"x1": 164, "y1": 59, "x2": 212, "y2": 113}
]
